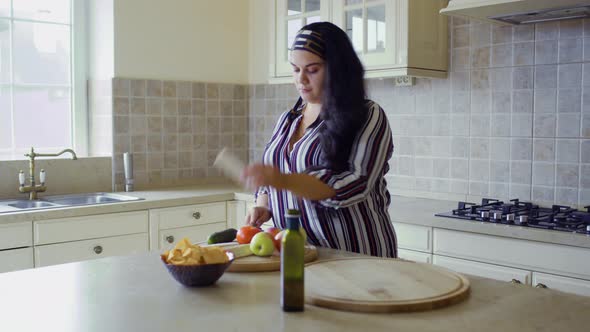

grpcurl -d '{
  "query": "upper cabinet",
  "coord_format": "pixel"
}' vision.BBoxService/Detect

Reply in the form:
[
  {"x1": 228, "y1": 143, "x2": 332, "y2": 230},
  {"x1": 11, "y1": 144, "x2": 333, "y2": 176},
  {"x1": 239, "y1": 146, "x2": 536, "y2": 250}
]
[
  {"x1": 270, "y1": 0, "x2": 449, "y2": 83},
  {"x1": 274, "y1": 0, "x2": 331, "y2": 78}
]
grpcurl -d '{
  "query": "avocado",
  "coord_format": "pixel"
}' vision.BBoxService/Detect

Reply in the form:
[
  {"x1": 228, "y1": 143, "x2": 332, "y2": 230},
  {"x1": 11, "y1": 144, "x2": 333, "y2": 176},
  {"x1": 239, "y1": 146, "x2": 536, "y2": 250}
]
[{"x1": 207, "y1": 228, "x2": 238, "y2": 244}]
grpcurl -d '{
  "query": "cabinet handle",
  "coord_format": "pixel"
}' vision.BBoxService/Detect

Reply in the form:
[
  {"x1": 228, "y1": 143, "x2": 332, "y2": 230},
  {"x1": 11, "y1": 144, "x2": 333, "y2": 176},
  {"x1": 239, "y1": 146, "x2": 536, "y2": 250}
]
[
  {"x1": 166, "y1": 235, "x2": 175, "y2": 243},
  {"x1": 535, "y1": 283, "x2": 548, "y2": 289},
  {"x1": 510, "y1": 279, "x2": 522, "y2": 284},
  {"x1": 93, "y1": 246, "x2": 103, "y2": 254},
  {"x1": 192, "y1": 211, "x2": 201, "y2": 220}
]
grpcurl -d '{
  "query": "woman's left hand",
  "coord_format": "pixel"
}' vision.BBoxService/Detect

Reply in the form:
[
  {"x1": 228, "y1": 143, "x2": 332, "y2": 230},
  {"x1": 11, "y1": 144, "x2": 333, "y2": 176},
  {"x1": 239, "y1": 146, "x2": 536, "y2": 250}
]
[{"x1": 241, "y1": 164, "x2": 284, "y2": 190}]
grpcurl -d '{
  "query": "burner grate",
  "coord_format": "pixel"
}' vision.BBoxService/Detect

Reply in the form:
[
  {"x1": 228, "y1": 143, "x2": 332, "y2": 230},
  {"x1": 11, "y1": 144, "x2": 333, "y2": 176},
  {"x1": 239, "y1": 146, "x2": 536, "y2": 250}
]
[{"x1": 436, "y1": 198, "x2": 590, "y2": 234}]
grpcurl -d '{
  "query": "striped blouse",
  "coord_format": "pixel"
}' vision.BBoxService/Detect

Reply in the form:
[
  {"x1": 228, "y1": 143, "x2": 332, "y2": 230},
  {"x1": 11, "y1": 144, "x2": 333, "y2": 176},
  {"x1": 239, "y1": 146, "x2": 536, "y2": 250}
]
[{"x1": 257, "y1": 100, "x2": 397, "y2": 258}]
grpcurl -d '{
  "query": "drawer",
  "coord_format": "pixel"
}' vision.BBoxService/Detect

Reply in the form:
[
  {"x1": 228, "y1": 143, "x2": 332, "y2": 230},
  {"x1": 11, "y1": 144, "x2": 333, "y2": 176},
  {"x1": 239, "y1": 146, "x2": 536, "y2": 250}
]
[
  {"x1": 34, "y1": 233, "x2": 149, "y2": 267},
  {"x1": 393, "y1": 222, "x2": 432, "y2": 253},
  {"x1": 398, "y1": 248, "x2": 432, "y2": 264},
  {"x1": 0, "y1": 221, "x2": 32, "y2": 250},
  {"x1": 34, "y1": 211, "x2": 148, "y2": 245},
  {"x1": 152, "y1": 202, "x2": 226, "y2": 230},
  {"x1": 0, "y1": 247, "x2": 34, "y2": 273},
  {"x1": 433, "y1": 228, "x2": 590, "y2": 280},
  {"x1": 532, "y1": 272, "x2": 590, "y2": 297},
  {"x1": 159, "y1": 222, "x2": 227, "y2": 251},
  {"x1": 433, "y1": 254, "x2": 532, "y2": 285}
]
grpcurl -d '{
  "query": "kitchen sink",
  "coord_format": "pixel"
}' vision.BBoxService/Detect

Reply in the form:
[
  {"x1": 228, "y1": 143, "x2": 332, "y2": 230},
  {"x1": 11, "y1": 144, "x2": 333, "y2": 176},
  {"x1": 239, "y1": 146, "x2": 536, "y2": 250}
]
[
  {"x1": 0, "y1": 192, "x2": 143, "y2": 213},
  {"x1": 44, "y1": 193, "x2": 142, "y2": 206},
  {"x1": 8, "y1": 200, "x2": 59, "y2": 209}
]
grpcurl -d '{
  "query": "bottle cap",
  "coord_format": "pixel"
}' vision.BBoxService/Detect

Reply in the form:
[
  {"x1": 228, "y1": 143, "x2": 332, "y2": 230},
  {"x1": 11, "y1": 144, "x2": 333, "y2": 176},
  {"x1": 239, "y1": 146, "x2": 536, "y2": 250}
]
[
  {"x1": 285, "y1": 209, "x2": 301, "y2": 230},
  {"x1": 286, "y1": 218, "x2": 300, "y2": 230}
]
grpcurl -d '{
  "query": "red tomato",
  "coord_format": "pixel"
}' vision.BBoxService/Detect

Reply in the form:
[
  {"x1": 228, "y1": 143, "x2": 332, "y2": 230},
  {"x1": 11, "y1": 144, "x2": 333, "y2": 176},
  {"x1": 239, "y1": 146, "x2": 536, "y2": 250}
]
[
  {"x1": 265, "y1": 227, "x2": 282, "y2": 251},
  {"x1": 236, "y1": 226, "x2": 262, "y2": 244}
]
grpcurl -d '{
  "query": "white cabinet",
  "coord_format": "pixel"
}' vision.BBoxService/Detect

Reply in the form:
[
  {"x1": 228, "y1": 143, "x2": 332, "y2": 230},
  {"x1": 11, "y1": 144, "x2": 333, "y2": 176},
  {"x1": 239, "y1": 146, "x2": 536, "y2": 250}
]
[
  {"x1": 532, "y1": 272, "x2": 590, "y2": 297},
  {"x1": 393, "y1": 222, "x2": 432, "y2": 253},
  {"x1": 398, "y1": 248, "x2": 431, "y2": 263},
  {"x1": 433, "y1": 228, "x2": 590, "y2": 280},
  {"x1": 33, "y1": 211, "x2": 149, "y2": 267},
  {"x1": 432, "y1": 228, "x2": 590, "y2": 296},
  {"x1": 149, "y1": 202, "x2": 228, "y2": 250},
  {"x1": 0, "y1": 247, "x2": 34, "y2": 273},
  {"x1": 270, "y1": 0, "x2": 449, "y2": 81},
  {"x1": 1, "y1": 221, "x2": 32, "y2": 250},
  {"x1": 34, "y1": 211, "x2": 148, "y2": 245},
  {"x1": 433, "y1": 254, "x2": 532, "y2": 285},
  {"x1": 0, "y1": 221, "x2": 34, "y2": 273},
  {"x1": 34, "y1": 234, "x2": 148, "y2": 267}
]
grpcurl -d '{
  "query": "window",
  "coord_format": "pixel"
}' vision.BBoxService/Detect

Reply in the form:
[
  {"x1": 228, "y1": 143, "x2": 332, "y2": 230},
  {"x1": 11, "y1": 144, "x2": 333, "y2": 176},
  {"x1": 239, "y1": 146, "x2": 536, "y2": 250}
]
[{"x1": 0, "y1": 0, "x2": 86, "y2": 160}]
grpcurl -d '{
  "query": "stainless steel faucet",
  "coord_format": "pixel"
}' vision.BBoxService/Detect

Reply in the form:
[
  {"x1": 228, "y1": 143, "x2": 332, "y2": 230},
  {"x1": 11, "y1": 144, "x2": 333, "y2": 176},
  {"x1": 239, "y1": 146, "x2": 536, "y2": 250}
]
[{"x1": 18, "y1": 147, "x2": 78, "y2": 200}]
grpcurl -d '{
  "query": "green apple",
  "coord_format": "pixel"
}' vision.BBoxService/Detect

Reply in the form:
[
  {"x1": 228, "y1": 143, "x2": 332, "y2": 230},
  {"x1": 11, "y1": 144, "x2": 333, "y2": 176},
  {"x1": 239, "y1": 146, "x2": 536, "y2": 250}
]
[{"x1": 250, "y1": 232, "x2": 275, "y2": 257}]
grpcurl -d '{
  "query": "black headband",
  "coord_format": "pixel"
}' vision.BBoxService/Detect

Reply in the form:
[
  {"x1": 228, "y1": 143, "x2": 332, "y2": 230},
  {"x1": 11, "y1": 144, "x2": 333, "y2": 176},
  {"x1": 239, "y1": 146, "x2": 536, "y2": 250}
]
[{"x1": 291, "y1": 29, "x2": 326, "y2": 59}]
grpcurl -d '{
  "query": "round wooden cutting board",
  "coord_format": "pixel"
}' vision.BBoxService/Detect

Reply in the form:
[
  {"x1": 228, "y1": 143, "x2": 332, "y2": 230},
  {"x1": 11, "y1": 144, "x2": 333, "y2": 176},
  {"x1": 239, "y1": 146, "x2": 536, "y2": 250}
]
[
  {"x1": 305, "y1": 257, "x2": 470, "y2": 313},
  {"x1": 228, "y1": 245, "x2": 318, "y2": 272}
]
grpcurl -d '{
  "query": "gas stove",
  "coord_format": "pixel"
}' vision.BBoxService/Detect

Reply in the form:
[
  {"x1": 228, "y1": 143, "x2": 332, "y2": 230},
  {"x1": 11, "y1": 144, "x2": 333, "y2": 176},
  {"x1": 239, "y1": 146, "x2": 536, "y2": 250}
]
[{"x1": 435, "y1": 198, "x2": 590, "y2": 235}]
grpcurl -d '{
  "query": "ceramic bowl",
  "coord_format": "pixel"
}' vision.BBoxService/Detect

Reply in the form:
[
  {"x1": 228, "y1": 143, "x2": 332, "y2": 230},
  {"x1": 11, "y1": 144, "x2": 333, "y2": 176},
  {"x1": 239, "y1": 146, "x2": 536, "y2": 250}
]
[{"x1": 161, "y1": 252, "x2": 235, "y2": 287}]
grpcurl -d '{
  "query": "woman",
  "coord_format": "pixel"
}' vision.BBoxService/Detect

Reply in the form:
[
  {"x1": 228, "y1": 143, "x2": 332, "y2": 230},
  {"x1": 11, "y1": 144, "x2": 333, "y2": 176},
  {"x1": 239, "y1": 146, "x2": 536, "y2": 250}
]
[{"x1": 241, "y1": 22, "x2": 397, "y2": 258}]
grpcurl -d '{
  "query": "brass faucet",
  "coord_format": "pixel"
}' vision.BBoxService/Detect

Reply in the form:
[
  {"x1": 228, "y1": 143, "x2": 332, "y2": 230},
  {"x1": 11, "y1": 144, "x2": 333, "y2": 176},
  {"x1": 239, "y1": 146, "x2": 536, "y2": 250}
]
[{"x1": 19, "y1": 147, "x2": 78, "y2": 200}]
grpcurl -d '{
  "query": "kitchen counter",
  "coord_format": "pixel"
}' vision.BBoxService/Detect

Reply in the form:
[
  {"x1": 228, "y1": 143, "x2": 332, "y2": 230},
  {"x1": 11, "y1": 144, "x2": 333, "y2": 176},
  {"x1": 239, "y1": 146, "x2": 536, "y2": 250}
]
[
  {"x1": 1, "y1": 184, "x2": 589, "y2": 248},
  {"x1": 1, "y1": 247, "x2": 588, "y2": 332}
]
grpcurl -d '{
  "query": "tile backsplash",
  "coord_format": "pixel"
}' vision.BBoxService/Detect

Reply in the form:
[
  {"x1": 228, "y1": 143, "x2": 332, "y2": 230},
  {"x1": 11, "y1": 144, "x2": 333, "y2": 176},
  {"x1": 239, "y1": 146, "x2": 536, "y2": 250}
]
[
  {"x1": 111, "y1": 79, "x2": 248, "y2": 190},
  {"x1": 105, "y1": 17, "x2": 589, "y2": 207},
  {"x1": 381, "y1": 17, "x2": 590, "y2": 207}
]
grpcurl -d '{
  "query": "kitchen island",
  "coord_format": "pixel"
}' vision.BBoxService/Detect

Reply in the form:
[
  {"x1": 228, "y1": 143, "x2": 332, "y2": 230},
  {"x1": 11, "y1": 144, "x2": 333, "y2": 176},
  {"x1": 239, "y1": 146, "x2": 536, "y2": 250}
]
[{"x1": 1, "y1": 248, "x2": 589, "y2": 332}]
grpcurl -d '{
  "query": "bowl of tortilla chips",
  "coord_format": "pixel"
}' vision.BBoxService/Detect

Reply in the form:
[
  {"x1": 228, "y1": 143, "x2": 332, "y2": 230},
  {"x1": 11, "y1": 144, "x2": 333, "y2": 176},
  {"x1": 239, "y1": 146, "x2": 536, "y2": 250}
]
[{"x1": 161, "y1": 238, "x2": 235, "y2": 287}]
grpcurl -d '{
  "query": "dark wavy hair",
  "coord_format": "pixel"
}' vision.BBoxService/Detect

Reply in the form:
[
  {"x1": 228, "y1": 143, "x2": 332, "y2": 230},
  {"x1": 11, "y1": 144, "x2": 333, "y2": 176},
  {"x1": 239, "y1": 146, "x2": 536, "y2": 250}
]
[{"x1": 301, "y1": 22, "x2": 368, "y2": 172}]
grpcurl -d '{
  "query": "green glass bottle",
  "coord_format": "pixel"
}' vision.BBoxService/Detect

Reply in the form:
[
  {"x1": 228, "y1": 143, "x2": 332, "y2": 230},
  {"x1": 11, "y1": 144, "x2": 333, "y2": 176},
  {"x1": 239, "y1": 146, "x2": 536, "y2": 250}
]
[{"x1": 281, "y1": 209, "x2": 305, "y2": 312}]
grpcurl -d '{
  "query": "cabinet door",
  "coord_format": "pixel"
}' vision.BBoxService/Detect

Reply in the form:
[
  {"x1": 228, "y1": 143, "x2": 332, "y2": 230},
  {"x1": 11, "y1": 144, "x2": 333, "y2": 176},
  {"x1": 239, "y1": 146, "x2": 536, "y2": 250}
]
[
  {"x1": 34, "y1": 233, "x2": 149, "y2": 267},
  {"x1": 331, "y1": 0, "x2": 394, "y2": 69},
  {"x1": 159, "y1": 222, "x2": 227, "y2": 251},
  {"x1": 0, "y1": 247, "x2": 34, "y2": 273},
  {"x1": 433, "y1": 255, "x2": 532, "y2": 285},
  {"x1": 227, "y1": 200, "x2": 247, "y2": 229},
  {"x1": 274, "y1": 0, "x2": 331, "y2": 77},
  {"x1": 398, "y1": 248, "x2": 431, "y2": 263},
  {"x1": 532, "y1": 272, "x2": 590, "y2": 297},
  {"x1": 0, "y1": 221, "x2": 32, "y2": 250},
  {"x1": 433, "y1": 228, "x2": 590, "y2": 280},
  {"x1": 393, "y1": 222, "x2": 432, "y2": 253}
]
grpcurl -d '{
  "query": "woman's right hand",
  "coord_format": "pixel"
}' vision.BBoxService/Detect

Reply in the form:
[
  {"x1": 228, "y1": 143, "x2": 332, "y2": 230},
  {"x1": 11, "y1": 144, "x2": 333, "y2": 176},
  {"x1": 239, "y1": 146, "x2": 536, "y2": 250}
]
[{"x1": 245, "y1": 206, "x2": 272, "y2": 228}]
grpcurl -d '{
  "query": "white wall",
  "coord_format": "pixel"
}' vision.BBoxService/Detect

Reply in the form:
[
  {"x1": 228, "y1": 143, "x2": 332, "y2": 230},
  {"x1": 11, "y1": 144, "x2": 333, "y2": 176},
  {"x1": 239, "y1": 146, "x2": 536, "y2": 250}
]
[
  {"x1": 113, "y1": 0, "x2": 250, "y2": 83},
  {"x1": 87, "y1": 0, "x2": 114, "y2": 79},
  {"x1": 248, "y1": 0, "x2": 272, "y2": 84}
]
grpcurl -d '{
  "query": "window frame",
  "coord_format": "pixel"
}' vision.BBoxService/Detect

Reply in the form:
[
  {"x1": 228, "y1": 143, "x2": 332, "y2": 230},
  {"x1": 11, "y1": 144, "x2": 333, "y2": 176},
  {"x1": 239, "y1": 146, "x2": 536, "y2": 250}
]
[{"x1": 0, "y1": 0, "x2": 88, "y2": 160}]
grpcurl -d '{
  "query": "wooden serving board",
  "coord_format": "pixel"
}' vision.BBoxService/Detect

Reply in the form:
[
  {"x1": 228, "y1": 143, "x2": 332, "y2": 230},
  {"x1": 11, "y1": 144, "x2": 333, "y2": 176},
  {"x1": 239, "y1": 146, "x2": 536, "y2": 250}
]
[
  {"x1": 201, "y1": 242, "x2": 318, "y2": 272},
  {"x1": 228, "y1": 245, "x2": 318, "y2": 272},
  {"x1": 305, "y1": 257, "x2": 470, "y2": 313}
]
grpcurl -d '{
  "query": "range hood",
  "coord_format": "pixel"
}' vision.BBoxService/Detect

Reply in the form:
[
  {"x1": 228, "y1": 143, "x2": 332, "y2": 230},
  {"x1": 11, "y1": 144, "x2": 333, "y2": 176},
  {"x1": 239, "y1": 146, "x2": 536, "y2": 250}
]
[{"x1": 440, "y1": 0, "x2": 590, "y2": 25}]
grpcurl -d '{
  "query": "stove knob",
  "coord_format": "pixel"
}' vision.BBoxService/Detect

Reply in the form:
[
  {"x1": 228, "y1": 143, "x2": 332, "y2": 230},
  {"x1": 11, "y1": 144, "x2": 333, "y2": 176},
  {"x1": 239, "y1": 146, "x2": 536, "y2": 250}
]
[
  {"x1": 481, "y1": 211, "x2": 490, "y2": 219},
  {"x1": 518, "y1": 216, "x2": 528, "y2": 225},
  {"x1": 493, "y1": 212, "x2": 502, "y2": 221},
  {"x1": 506, "y1": 214, "x2": 515, "y2": 223}
]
